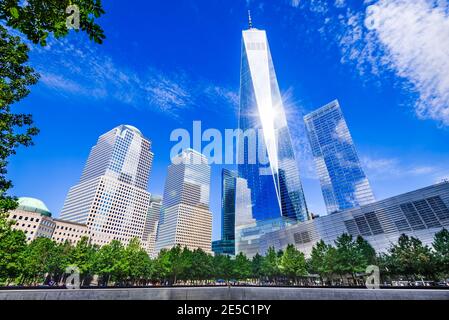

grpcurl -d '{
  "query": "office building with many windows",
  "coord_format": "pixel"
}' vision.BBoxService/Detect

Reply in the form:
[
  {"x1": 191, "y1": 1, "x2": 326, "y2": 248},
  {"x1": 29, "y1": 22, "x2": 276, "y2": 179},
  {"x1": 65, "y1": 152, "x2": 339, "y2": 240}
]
[
  {"x1": 142, "y1": 195, "x2": 163, "y2": 257},
  {"x1": 60, "y1": 125, "x2": 153, "y2": 246},
  {"x1": 8, "y1": 197, "x2": 89, "y2": 245},
  {"x1": 155, "y1": 149, "x2": 212, "y2": 254},
  {"x1": 236, "y1": 182, "x2": 449, "y2": 258},
  {"x1": 8, "y1": 197, "x2": 56, "y2": 243},
  {"x1": 212, "y1": 170, "x2": 238, "y2": 256},
  {"x1": 304, "y1": 100, "x2": 375, "y2": 214},
  {"x1": 52, "y1": 219, "x2": 89, "y2": 245}
]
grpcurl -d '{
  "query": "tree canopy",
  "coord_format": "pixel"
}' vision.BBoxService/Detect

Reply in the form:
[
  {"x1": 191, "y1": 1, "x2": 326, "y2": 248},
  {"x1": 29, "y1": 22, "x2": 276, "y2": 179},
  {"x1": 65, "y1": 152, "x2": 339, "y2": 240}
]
[
  {"x1": 0, "y1": 0, "x2": 106, "y2": 218},
  {"x1": 1, "y1": 210, "x2": 448, "y2": 287}
]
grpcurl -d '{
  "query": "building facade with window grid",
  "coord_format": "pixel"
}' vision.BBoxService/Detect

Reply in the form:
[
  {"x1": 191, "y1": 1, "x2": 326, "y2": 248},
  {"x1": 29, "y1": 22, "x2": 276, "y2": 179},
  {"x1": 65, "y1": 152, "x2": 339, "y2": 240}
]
[
  {"x1": 304, "y1": 100, "x2": 375, "y2": 215},
  {"x1": 8, "y1": 197, "x2": 89, "y2": 245},
  {"x1": 60, "y1": 125, "x2": 153, "y2": 247},
  {"x1": 238, "y1": 26, "x2": 309, "y2": 222},
  {"x1": 236, "y1": 182, "x2": 449, "y2": 258},
  {"x1": 155, "y1": 149, "x2": 212, "y2": 254}
]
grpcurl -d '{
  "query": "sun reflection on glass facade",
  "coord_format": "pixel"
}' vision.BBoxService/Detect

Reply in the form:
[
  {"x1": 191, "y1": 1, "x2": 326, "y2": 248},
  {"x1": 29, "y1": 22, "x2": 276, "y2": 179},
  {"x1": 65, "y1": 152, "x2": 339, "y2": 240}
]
[{"x1": 238, "y1": 27, "x2": 309, "y2": 222}]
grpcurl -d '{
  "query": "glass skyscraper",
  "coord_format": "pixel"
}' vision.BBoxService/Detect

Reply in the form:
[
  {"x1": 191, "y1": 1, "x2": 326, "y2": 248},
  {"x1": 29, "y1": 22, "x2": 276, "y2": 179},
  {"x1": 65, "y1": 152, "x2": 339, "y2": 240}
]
[
  {"x1": 213, "y1": 169, "x2": 255, "y2": 256},
  {"x1": 238, "y1": 25, "x2": 309, "y2": 222},
  {"x1": 212, "y1": 169, "x2": 239, "y2": 255},
  {"x1": 304, "y1": 100, "x2": 375, "y2": 214},
  {"x1": 221, "y1": 169, "x2": 238, "y2": 244}
]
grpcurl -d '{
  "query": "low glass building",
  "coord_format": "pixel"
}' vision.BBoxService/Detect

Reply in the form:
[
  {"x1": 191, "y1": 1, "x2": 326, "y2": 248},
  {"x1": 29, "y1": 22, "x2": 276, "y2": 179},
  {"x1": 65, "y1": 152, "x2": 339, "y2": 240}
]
[
  {"x1": 236, "y1": 182, "x2": 449, "y2": 258},
  {"x1": 212, "y1": 240, "x2": 236, "y2": 256}
]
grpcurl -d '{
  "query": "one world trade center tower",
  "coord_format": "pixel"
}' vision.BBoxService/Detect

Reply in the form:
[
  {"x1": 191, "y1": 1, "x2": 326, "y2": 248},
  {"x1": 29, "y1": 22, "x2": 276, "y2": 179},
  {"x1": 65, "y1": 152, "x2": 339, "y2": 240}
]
[{"x1": 238, "y1": 16, "x2": 309, "y2": 222}]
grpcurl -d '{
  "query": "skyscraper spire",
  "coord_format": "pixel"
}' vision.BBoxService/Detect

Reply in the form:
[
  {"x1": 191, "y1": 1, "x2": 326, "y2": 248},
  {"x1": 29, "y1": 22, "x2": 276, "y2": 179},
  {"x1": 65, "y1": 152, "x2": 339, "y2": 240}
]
[
  {"x1": 239, "y1": 25, "x2": 310, "y2": 222},
  {"x1": 248, "y1": 10, "x2": 253, "y2": 29}
]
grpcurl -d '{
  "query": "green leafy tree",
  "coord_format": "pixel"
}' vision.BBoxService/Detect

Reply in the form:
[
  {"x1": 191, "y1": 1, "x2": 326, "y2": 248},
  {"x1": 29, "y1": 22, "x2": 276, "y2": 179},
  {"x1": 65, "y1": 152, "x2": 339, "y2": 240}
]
[
  {"x1": 0, "y1": 26, "x2": 39, "y2": 212},
  {"x1": 261, "y1": 247, "x2": 280, "y2": 283},
  {"x1": 213, "y1": 254, "x2": 233, "y2": 283},
  {"x1": 167, "y1": 245, "x2": 188, "y2": 285},
  {"x1": 334, "y1": 234, "x2": 367, "y2": 283},
  {"x1": 140, "y1": 254, "x2": 153, "y2": 286},
  {"x1": 233, "y1": 252, "x2": 252, "y2": 281},
  {"x1": 153, "y1": 249, "x2": 171, "y2": 284},
  {"x1": 309, "y1": 240, "x2": 336, "y2": 283},
  {"x1": 388, "y1": 234, "x2": 435, "y2": 281},
  {"x1": 68, "y1": 237, "x2": 97, "y2": 285},
  {"x1": 0, "y1": 0, "x2": 106, "y2": 45},
  {"x1": 93, "y1": 240, "x2": 125, "y2": 286},
  {"x1": 190, "y1": 248, "x2": 213, "y2": 284},
  {"x1": 49, "y1": 241, "x2": 73, "y2": 284},
  {"x1": 251, "y1": 253, "x2": 264, "y2": 283},
  {"x1": 179, "y1": 247, "x2": 194, "y2": 283},
  {"x1": 355, "y1": 236, "x2": 377, "y2": 266},
  {"x1": 20, "y1": 237, "x2": 58, "y2": 285},
  {"x1": 0, "y1": 227, "x2": 26, "y2": 284},
  {"x1": 121, "y1": 238, "x2": 150, "y2": 285},
  {"x1": 376, "y1": 252, "x2": 394, "y2": 283},
  {"x1": 279, "y1": 244, "x2": 307, "y2": 284},
  {"x1": 0, "y1": 0, "x2": 106, "y2": 214},
  {"x1": 433, "y1": 229, "x2": 449, "y2": 279}
]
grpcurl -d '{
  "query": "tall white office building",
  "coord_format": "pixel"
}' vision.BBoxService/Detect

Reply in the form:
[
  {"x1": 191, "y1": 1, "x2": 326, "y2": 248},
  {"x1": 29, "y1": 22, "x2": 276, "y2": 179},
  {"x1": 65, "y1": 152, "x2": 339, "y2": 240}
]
[
  {"x1": 155, "y1": 149, "x2": 212, "y2": 254},
  {"x1": 60, "y1": 125, "x2": 154, "y2": 246},
  {"x1": 143, "y1": 195, "x2": 163, "y2": 257}
]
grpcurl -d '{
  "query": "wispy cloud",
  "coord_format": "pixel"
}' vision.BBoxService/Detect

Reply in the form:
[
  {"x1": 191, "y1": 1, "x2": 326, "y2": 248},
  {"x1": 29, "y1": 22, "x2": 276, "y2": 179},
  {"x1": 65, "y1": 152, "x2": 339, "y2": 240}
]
[
  {"x1": 281, "y1": 0, "x2": 449, "y2": 127},
  {"x1": 361, "y1": 155, "x2": 445, "y2": 181},
  {"x1": 342, "y1": 0, "x2": 449, "y2": 126},
  {"x1": 30, "y1": 36, "x2": 238, "y2": 119},
  {"x1": 281, "y1": 88, "x2": 317, "y2": 179},
  {"x1": 39, "y1": 73, "x2": 88, "y2": 95}
]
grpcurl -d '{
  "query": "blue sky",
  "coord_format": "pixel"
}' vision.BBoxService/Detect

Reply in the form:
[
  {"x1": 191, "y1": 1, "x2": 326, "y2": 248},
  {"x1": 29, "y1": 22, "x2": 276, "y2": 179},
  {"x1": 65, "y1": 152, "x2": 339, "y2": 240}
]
[{"x1": 8, "y1": 0, "x2": 449, "y2": 240}]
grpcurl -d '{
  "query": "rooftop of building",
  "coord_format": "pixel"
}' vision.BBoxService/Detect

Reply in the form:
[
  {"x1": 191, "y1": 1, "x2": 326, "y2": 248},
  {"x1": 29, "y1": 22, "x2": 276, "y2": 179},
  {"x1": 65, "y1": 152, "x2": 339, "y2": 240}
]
[
  {"x1": 304, "y1": 99, "x2": 340, "y2": 121},
  {"x1": 150, "y1": 195, "x2": 163, "y2": 203},
  {"x1": 123, "y1": 124, "x2": 141, "y2": 134},
  {"x1": 17, "y1": 197, "x2": 52, "y2": 217},
  {"x1": 53, "y1": 219, "x2": 88, "y2": 227},
  {"x1": 171, "y1": 148, "x2": 209, "y2": 163}
]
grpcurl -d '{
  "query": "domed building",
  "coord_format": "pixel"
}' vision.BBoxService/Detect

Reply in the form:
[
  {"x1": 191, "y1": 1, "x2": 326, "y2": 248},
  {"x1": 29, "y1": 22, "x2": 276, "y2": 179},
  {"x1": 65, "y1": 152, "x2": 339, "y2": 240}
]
[
  {"x1": 17, "y1": 197, "x2": 52, "y2": 217},
  {"x1": 8, "y1": 197, "x2": 89, "y2": 244},
  {"x1": 8, "y1": 197, "x2": 56, "y2": 242}
]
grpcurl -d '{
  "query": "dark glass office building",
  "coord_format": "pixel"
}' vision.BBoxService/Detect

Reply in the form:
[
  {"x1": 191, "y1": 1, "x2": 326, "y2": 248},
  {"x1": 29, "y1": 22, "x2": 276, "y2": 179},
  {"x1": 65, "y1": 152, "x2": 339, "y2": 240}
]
[{"x1": 212, "y1": 170, "x2": 238, "y2": 255}]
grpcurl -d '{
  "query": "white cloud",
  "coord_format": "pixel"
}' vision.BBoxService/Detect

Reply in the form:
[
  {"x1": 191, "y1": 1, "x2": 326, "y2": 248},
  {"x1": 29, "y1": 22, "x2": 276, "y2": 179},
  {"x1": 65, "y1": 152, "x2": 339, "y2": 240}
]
[
  {"x1": 291, "y1": 0, "x2": 301, "y2": 8},
  {"x1": 339, "y1": 0, "x2": 449, "y2": 125},
  {"x1": 280, "y1": 88, "x2": 317, "y2": 179},
  {"x1": 39, "y1": 73, "x2": 86, "y2": 95},
  {"x1": 30, "y1": 36, "x2": 237, "y2": 119},
  {"x1": 361, "y1": 156, "x2": 441, "y2": 180},
  {"x1": 283, "y1": 0, "x2": 449, "y2": 126},
  {"x1": 334, "y1": 0, "x2": 346, "y2": 9}
]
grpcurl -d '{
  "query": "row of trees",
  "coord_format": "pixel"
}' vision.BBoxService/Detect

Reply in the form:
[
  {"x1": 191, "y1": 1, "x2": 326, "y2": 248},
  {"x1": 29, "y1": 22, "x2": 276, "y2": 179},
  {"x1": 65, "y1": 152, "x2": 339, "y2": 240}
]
[{"x1": 1, "y1": 210, "x2": 448, "y2": 287}]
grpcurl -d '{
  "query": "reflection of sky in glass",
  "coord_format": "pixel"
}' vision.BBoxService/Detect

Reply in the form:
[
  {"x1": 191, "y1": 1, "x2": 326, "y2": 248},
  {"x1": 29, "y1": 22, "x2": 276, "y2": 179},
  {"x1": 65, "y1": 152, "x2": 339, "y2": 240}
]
[
  {"x1": 305, "y1": 100, "x2": 375, "y2": 214},
  {"x1": 81, "y1": 125, "x2": 153, "y2": 190},
  {"x1": 238, "y1": 28, "x2": 309, "y2": 222},
  {"x1": 163, "y1": 149, "x2": 211, "y2": 209}
]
